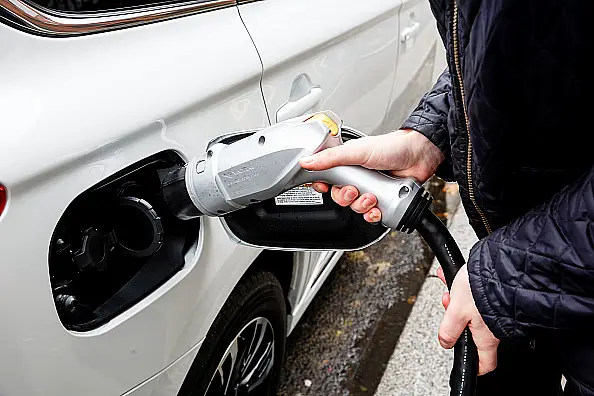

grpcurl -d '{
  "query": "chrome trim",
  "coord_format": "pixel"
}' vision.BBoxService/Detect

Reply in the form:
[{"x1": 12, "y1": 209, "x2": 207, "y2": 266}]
[{"x1": 0, "y1": 0, "x2": 235, "y2": 36}]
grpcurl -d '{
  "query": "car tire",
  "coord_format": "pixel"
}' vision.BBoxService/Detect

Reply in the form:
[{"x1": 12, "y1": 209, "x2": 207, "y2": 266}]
[{"x1": 178, "y1": 270, "x2": 287, "y2": 396}]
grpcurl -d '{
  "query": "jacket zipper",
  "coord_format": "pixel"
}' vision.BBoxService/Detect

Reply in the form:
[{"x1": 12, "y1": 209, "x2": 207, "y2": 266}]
[{"x1": 452, "y1": 0, "x2": 492, "y2": 234}]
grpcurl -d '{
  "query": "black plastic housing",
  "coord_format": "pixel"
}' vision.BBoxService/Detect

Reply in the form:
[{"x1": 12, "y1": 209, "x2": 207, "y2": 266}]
[
  {"x1": 161, "y1": 165, "x2": 203, "y2": 220},
  {"x1": 221, "y1": 127, "x2": 391, "y2": 250},
  {"x1": 223, "y1": 194, "x2": 388, "y2": 250},
  {"x1": 49, "y1": 151, "x2": 200, "y2": 331}
]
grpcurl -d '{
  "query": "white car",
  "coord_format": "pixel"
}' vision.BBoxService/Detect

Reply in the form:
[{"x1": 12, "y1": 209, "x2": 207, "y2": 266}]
[{"x1": 0, "y1": 0, "x2": 437, "y2": 394}]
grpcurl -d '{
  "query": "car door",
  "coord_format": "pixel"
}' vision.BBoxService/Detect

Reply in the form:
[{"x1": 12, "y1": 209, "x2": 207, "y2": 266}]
[
  {"x1": 382, "y1": 0, "x2": 439, "y2": 131},
  {"x1": 238, "y1": 0, "x2": 401, "y2": 134},
  {"x1": 0, "y1": 2, "x2": 269, "y2": 395},
  {"x1": 237, "y1": 0, "x2": 401, "y2": 326}
]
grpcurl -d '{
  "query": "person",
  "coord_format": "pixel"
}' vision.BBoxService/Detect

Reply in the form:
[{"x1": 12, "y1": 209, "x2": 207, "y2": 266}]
[{"x1": 299, "y1": 1, "x2": 594, "y2": 395}]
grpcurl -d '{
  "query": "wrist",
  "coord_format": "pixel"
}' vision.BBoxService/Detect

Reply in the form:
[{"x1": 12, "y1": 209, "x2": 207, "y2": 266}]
[{"x1": 405, "y1": 129, "x2": 445, "y2": 181}]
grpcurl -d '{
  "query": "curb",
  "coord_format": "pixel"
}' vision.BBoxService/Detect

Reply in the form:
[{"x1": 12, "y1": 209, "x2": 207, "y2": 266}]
[{"x1": 375, "y1": 193, "x2": 478, "y2": 396}]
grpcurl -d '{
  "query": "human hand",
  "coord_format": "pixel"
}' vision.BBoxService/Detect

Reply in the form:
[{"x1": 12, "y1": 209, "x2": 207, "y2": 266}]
[
  {"x1": 298, "y1": 129, "x2": 444, "y2": 223},
  {"x1": 437, "y1": 265, "x2": 500, "y2": 375}
]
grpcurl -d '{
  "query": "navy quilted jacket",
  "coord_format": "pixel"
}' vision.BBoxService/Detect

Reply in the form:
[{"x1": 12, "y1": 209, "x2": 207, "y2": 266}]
[{"x1": 402, "y1": 0, "x2": 594, "y2": 341}]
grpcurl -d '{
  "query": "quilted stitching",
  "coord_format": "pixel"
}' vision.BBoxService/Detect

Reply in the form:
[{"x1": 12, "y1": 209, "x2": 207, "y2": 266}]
[
  {"x1": 468, "y1": 166, "x2": 594, "y2": 341},
  {"x1": 405, "y1": 0, "x2": 594, "y2": 342}
]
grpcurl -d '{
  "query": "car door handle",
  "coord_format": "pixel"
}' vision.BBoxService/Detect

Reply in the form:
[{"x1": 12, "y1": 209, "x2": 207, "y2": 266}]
[
  {"x1": 276, "y1": 87, "x2": 323, "y2": 122},
  {"x1": 400, "y1": 21, "x2": 420, "y2": 42}
]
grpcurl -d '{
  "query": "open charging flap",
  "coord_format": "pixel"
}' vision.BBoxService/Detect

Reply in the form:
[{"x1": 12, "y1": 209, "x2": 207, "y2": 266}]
[{"x1": 216, "y1": 126, "x2": 391, "y2": 251}]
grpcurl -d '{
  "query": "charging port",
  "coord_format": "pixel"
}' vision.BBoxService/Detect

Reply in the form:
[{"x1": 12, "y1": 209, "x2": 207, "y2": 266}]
[{"x1": 49, "y1": 151, "x2": 200, "y2": 331}]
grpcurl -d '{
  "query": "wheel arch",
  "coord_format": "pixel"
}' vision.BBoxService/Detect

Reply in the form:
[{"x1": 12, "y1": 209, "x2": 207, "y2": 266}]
[{"x1": 246, "y1": 250, "x2": 294, "y2": 314}]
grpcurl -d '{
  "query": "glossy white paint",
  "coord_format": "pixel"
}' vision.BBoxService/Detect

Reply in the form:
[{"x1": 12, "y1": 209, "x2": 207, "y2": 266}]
[
  {"x1": 0, "y1": 1, "x2": 437, "y2": 394},
  {"x1": 0, "y1": 8, "x2": 268, "y2": 396},
  {"x1": 121, "y1": 341, "x2": 203, "y2": 396},
  {"x1": 238, "y1": 0, "x2": 402, "y2": 135},
  {"x1": 382, "y1": 0, "x2": 439, "y2": 131}
]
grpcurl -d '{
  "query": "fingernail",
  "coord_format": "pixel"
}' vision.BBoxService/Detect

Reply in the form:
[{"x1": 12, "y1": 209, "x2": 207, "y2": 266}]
[
  {"x1": 301, "y1": 156, "x2": 315, "y2": 164},
  {"x1": 362, "y1": 198, "x2": 372, "y2": 208},
  {"x1": 344, "y1": 190, "x2": 357, "y2": 201},
  {"x1": 370, "y1": 212, "x2": 380, "y2": 221}
]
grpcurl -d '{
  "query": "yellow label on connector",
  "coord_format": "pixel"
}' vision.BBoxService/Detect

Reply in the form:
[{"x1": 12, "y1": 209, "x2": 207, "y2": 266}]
[{"x1": 306, "y1": 113, "x2": 339, "y2": 136}]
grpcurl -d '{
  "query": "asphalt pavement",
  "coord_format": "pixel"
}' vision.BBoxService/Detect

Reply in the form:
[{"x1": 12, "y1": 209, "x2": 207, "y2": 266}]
[{"x1": 277, "y1": 179, "x2": 462, "y2": 396}]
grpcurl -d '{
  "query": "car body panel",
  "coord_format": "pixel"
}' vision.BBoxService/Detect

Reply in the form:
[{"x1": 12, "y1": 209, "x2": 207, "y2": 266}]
[
  {"x1": 238, "y1": 0, "x2": 402, "y2": 135},
  {"x1": 382, "y1": 0, "x2": 438, "y2": 132},
  {"x1": 0, "y1": 8, "x2": 269, "y2": 395},
  {"x1": 121, "y1": 341, "x2": 203, "y2": 396}
]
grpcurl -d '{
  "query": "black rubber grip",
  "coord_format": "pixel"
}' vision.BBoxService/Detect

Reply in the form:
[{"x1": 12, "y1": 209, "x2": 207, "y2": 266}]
[
  {"x1": 396, "y1": 187, "x2": 432, "y2": 233},
  {"x1": 416, "y1": 210, "x2": 478, "y2": 396}
]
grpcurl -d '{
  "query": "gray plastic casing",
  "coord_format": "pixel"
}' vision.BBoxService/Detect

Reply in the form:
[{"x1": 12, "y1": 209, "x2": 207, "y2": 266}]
[{"x1": 184, "y1": 111, "x2": 422, "y2": 230}]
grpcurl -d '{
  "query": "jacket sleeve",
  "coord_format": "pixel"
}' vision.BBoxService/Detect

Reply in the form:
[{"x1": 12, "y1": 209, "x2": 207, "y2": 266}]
[
  {"x1": 401, "y1": 69, "x2": 453, "y2": 180},
  {"x1": 401, "y1": 69, "x2": 452, "y2": 157},
  {"x1": 468, "y1": 165, "x2": 594, "y2": 341}
]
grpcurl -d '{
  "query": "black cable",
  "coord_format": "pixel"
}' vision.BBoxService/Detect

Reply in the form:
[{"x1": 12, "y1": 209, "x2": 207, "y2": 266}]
[{"x1": 416, "y1": 210, "x2": 478, "y2": 396}]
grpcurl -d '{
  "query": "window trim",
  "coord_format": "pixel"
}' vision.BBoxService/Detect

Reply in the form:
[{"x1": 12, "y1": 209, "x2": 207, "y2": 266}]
[{"x1": 0, "y1": 0, "x2": 235, "y2": 36}]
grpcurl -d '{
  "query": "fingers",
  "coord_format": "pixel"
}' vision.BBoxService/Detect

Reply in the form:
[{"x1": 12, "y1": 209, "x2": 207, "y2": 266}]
[
  {"x1": 436, "y1": 266, "x2": 446, "y2": 286},
  {"x1": 330, "y1": 186, "x2": 359, "y2": 207},
  {"x1": 440, "y1": 318, "x2": 498, "y2": 375},
  {"x1": 477, "y1": 341, "x2": 498, "y2": 375},
  {"x1": 437, "y1": 267, "x2": 450, "y2": 310},
  {"x1": 438, "y1": 302, "x2": 468, "y2": 349},
  {"x1": 313, "y1": 184, "x2": 382, "y2": 223},
  {"x1": 312, "y1": 182, "x2": 329, "y2": 193},
  {"x1": 363, "y1": 208, "x2": 382, "y2": 223},
  {"x1": 299, "y1": 142, "x2": 371, "y2": 171},
  {"x1": 441, "y1": 292, "x2": 450, "y2": 309},
  {"x1": 350, "y1": 193, "x2": 378, "y2": 214},
  {"x1": 438, "y1": 268, "x2": 449, "y2": 309},
  {"x1": 469, "y1": 316, "x2": 500, "y2": 375},
  {"x1": 437, "y1": 264, "x2": 500, "y2": 375}
]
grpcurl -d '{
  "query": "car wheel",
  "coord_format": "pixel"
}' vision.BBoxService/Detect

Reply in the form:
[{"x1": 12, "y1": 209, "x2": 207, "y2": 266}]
[{"x1": 178, "y1": 271, "x2": 287, "y2": 396}]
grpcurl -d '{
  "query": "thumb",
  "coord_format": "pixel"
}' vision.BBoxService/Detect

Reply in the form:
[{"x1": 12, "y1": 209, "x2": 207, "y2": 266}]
[
  {"x1": 438, "y1": 305, "x2": 469, "y2": 349},
  {"x1": 299, "y1": 139, "x2": 373, "y2": 171}
]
